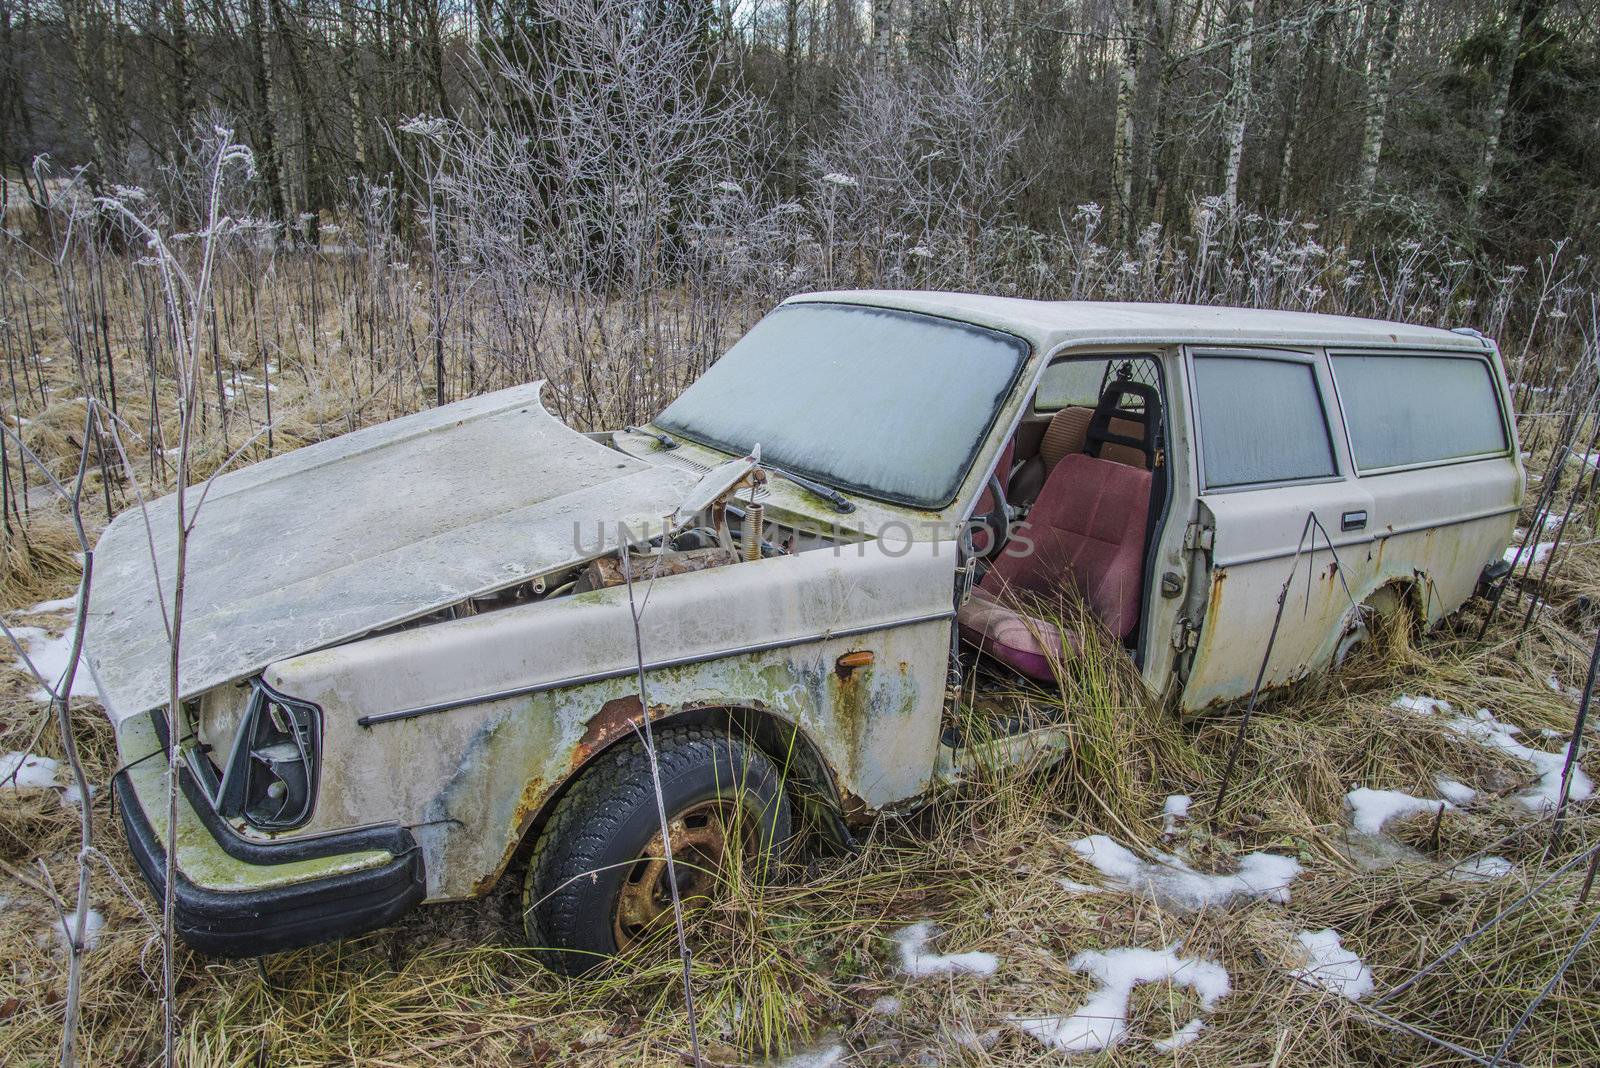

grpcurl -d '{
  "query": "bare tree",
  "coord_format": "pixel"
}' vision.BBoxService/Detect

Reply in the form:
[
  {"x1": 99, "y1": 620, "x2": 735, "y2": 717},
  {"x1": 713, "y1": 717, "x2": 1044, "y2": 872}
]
[
  {"x1": 872, "y1": 0, "x2": 894, "y2": 74},
  {"x1": 97, "y1": 127, "x2": 263, "y2": 1067},
  {"x1": 1354, "y1": 0, "x2": 1406, "y2": 208},
  {"x1": 1110, "y1": 2, "x2": 1141, "y2": 242},
  {"x1": 1464, "y1": 0, "x2": 1533, "y2": 234},
  {"x1": 805, "y1": 49, "x2": 1026, "y2": 284},
  {"x1": 1219, "y1": 0, "x2": 1257, "y2": 209},
  {"x1": 0, "y1": 409, "x2": 97, "y2": 1068}
]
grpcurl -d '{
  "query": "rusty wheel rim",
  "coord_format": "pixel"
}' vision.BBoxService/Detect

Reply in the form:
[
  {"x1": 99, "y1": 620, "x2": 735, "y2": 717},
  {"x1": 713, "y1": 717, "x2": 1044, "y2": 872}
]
[{"x1": 612, "y1": 799, "x2": 754, "y2": 950}]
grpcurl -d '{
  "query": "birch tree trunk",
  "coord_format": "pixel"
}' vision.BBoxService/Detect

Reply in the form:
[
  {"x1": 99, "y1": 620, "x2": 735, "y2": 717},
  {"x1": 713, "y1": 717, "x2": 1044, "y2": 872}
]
[
  {"x1": 872, "y1": 0, "x2": 894, "y2": 75},
  {"x1": 1219, "y1": 0, "x2": 1256, "y2": 209},
  {"x1": 783, "y1": 0, "x2": 801, "y2": 196},
  {"x1": 1353, "y1": 0, "x2": 1404, "y2": 207},
  {"x1": 1464, "y1": 0, "x2": 1531, "y2": 233},
  {"x1": 1109, "y1": 5, "x2": 1139, "y2": 242},
  {"x1": 167, "y1": 0, "x2": 193, "y2": 155},
  {"x1": 63, "y1": 0, "x2": 113, "y2": 187},
  {"x1": 338, "y1": 0, "x2": 368, "y2": 176},
  {"x1": 246, "y1": 0, "x2": 288, "y2": 224}
]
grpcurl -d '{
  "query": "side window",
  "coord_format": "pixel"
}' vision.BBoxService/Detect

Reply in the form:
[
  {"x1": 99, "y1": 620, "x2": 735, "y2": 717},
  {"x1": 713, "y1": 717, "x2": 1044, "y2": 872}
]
[
  {"x1": 1331, "y1": 353, "x2": 1508, "y2": 471},
  {"x1": 1193, "y1": 355, "x2": 1337, "y2": 489},
  {"x1": 1035, "y1": 358, "x2": 1109, "y2": 411}
]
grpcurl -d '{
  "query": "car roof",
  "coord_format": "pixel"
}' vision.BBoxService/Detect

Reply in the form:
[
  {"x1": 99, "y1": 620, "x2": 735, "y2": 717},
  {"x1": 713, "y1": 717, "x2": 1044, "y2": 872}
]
[{"x1": 784, "y1": 290, "x2": 1490, "y2": 353}]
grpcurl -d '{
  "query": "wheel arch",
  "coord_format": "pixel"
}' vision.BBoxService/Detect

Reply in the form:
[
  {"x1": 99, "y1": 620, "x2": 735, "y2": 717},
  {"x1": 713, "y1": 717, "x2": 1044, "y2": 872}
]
[
  {"x1": 1361, "y1": 574, "x2": 1426, "y2": 627},
  {"x1": 496, "y1": 702, "x2": 849, "y2": 890},
  {"x1": 1336, "y1": 573, "x2": 1426, "y2": 664}
]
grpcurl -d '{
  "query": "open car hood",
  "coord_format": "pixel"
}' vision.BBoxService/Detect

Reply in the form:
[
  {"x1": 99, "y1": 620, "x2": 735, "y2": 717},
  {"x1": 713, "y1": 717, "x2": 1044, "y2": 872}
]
[{"x1": 85, "y1": 383, "x2": 697, "y2": 721}]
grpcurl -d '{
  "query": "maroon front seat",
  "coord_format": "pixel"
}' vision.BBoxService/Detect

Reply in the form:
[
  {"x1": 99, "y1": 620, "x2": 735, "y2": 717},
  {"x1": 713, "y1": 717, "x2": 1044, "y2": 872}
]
[{"x1": 958, "y1": 453, "x2": 1153, "y2": 680}]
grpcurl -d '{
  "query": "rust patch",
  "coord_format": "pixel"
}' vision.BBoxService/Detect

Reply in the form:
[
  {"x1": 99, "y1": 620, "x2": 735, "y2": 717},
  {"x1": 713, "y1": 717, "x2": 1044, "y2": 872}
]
[
  {"x1": 837, "y1": 785, "x2": 873, "y2": 828},
  {"x1": 472, "y1": 773, "x2": 549, "y2": 896},
  {"x1": 581, "y1": 547, "x2": 736, "y2": 591},
  {"x1": 573, "y1": 695, "x2": 646, "y2": 767},
  {"x1": 828, "y1": 665, "x2": 871, "y2": 762},
  {"x1": 1206, "y1": 567, "x2": 1228, "y2": 617}
]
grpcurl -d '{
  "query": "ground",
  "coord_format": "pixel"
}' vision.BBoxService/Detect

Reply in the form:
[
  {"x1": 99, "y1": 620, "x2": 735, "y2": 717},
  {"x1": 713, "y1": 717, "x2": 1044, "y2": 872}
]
[{"x1": 0, "y1": 271, "x2": 1597, "y2": 1065}]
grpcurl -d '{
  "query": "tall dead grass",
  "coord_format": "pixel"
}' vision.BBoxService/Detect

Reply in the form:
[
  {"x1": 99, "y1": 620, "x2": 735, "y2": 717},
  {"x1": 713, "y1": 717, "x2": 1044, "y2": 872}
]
[
  {"x1": 8, "y1": 526, "x2": 1597, "y2": 1064},
  {"x1": 1, "y1": 178, "x2": 1598, "y2": 1064}
]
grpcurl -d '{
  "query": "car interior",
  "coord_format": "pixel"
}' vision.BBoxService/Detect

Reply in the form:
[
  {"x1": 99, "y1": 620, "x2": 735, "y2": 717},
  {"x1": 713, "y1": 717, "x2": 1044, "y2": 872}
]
[{"x1": 959, "y1": 355, "x2": 1169, "y2": 684}]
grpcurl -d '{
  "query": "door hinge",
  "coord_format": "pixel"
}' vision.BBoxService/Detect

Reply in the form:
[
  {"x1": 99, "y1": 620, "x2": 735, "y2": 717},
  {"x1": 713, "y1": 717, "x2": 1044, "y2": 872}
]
[
  {"x1": 953, "y1": 554, "x2": 977, "y2": 607},
  {"x1": 1183, "y1": 521, "x2": 1214, "y2": 552},
  {"x1": 1171, "y1": 616, "x2": 1198, "y2": 651}
]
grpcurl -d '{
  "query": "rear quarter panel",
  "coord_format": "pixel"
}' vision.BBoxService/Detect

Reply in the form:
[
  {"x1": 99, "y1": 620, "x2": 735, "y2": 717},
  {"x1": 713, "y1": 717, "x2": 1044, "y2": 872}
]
[{"x1": 1179, "y1": 341, "x2": 1521, "y2": 711}]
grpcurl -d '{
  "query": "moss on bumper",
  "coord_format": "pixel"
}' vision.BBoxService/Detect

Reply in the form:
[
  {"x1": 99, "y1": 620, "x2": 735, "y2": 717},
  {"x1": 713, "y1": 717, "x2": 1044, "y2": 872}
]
[{"x1": 116, "y1": 712, "x2": 394, "y2": 893}]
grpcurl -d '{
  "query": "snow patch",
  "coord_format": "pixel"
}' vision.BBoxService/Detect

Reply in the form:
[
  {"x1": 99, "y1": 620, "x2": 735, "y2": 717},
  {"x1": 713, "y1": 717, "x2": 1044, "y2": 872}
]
[
  {"x1": 2, "y1": 750, "x2": 60, "y2": 791},
  {"x1": 1393, "y1": 697, "x2": 1592, "y2": 812},
  {"x1": 867, "y1": 995, "x2": 901, "y2": 1016},
  {"x1": 946, "y1": 1022, "x2": 1000, "y2": 1052},
  {"x1": 1434, "y1": 777, "x2": 1478, "y2": 805},
  {"x1": 1504, "y1": 541, "x2": 1557, "y2": 565},
  {"x1": 1289, "y1": 929, "x2": 1373, "y2": 1001},
  {"x1": 774, "y1": 1043, "x2": 844, "y2": 1068},
  {"x1": 1057, "y1": 877, "x2": 1100, "y2": 894},
  {"x1": 891, "y1": 921, "x2": 998, "y2": 978},
  {"x1": 1162, "y1": 793, "x2": 1192, "y2": 835},
  {"x1": 1452, "y1": 856, "x2": 1515, "y2": 882},
  {"x1": 1, "y1": 751, "x2": 90, "y2": 807},
  {"x1": 1531, "y1": 512, "x2": 1565, "y2": 531},
  {"x1": 1070, "y1": 834, "x2": 1301, "y2": 911},
  {"x1": 1392, "y1": 694, "x2": 1452, "y2": 716},
  {"x1": 1010, "y1": 943, "x2": 1229, "y2": 1054},
  {"x1": 27, "y1": 595, "x2": 79, "y2": 614},
  {"x1": 9, "y1": 625, "x2": 96, "y2": 702},
  {"x1": 1152, "y1": 1018, "x2": 1207, "y2": 1051},
  {"x1": 51, "y1": 908, "x2": 105, "y2": 953},
  {"x1": 1440, "y1": 707, "x2": 1592, "y2": 811},
  {"x1": 1345, "y1": 787, "x2": 1451, "y2": 836}
]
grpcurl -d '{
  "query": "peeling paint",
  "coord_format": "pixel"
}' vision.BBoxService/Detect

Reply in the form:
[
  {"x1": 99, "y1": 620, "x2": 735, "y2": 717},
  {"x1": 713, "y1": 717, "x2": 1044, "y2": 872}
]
[{"x1": 243, "y1": 538, "x2": 955, "y2": 899}]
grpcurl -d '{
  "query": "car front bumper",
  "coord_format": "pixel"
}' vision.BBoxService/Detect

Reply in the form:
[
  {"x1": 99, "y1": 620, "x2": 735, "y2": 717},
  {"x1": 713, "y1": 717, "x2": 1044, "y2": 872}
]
[{"x1": 113, "y1": 712, "x2": 425, "y2": 958}]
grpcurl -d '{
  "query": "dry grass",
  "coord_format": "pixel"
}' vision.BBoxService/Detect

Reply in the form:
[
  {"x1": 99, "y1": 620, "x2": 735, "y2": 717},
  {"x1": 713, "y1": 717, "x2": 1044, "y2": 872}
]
[
  {"x1": 1, "y1": 259, "x2": 1598, "y2": 1065},
  {"x1": 2, "y1": 531, "x2": 1596, "y2": 1065}
]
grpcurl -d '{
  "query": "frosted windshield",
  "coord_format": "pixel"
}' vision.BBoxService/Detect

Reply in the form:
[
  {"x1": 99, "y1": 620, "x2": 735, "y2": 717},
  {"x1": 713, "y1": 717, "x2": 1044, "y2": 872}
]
[{"x1": 657, "y1": 304, "x2": 1028, "y2": 507}]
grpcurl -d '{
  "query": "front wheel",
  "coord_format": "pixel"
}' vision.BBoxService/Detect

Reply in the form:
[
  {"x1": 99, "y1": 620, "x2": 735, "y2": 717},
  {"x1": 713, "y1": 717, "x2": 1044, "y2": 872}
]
[{"x1": 522, "y1": 725, "x2": 791, "y2": 975}]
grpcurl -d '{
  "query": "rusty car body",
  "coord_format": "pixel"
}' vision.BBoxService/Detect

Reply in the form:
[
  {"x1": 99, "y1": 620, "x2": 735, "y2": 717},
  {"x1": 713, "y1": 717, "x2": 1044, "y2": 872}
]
[{"x1": 91, "y1": 292, "x2": 1522, "y2": 961}]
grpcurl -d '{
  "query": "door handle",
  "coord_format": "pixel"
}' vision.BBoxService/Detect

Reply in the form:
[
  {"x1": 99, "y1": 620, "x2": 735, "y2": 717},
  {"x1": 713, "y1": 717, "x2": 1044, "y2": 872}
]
[{"x1": 1341, "y1": 510, "x2": 1368, "y2": 532}]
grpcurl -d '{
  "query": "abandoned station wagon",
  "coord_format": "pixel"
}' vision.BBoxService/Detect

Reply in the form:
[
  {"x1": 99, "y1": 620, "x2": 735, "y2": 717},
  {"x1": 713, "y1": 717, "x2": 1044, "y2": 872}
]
[{"x1": 91, "y1": 293, "x2": 1523, "y2": 972}]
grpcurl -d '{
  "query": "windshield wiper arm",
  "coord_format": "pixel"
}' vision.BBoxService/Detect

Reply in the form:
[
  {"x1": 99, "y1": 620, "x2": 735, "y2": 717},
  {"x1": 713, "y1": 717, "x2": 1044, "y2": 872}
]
[
  {"x1": 769, "y1": 466, "x2": 855, "y2": 513},
  {"x1": 624, "y1": 425, "x2": 678, "y2": 450}
]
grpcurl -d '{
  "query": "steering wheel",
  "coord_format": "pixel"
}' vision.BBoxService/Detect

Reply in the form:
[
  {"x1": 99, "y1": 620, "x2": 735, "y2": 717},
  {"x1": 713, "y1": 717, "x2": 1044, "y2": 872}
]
[{"x1": 968, "y1": 473, "x2": 1012, "y2": 562}]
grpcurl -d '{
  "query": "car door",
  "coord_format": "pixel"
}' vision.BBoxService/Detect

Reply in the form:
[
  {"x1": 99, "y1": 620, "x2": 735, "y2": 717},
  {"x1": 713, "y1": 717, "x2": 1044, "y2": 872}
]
[{"x1": 1179, "y1": 348, "x2": 1376, "y2": 711}]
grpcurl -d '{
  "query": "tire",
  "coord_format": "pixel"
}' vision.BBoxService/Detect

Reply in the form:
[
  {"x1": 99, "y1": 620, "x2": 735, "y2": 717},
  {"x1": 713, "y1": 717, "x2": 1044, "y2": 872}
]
[{"x1": 522, "y1": 725, "x2": 791, "y2": 975}]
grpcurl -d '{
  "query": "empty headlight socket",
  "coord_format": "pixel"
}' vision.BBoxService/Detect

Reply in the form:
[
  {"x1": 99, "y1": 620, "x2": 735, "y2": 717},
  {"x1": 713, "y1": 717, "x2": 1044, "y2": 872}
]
[{"x1": 213, "y1": 680, "x2": 323, "y2": 831}]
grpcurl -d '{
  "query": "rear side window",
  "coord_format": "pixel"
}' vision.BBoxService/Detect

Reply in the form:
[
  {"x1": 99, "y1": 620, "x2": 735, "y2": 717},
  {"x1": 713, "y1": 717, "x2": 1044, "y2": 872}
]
[
  {"x1": 1193, "y1": 356, "x2": 1337, "y2": 489},
  {"x1": 1036, "y1": 359, "x2": 1110, "y2": 410},
  {"x1": 1331, "y1": 354, "x2": 1508, "y2": 471}
]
